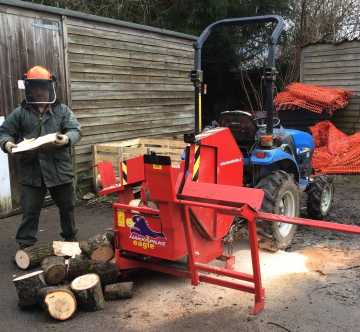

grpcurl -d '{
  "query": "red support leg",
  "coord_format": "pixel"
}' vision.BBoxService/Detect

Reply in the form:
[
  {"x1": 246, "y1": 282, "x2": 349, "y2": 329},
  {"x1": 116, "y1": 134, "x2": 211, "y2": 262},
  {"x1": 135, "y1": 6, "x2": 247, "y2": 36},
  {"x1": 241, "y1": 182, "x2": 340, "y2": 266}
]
[
  {"x1": 183, "y1": 206, "x2": 200, "y2": 285},
  {"x1": 247, "y1": 211, "x2": 265, "y2": 315}
]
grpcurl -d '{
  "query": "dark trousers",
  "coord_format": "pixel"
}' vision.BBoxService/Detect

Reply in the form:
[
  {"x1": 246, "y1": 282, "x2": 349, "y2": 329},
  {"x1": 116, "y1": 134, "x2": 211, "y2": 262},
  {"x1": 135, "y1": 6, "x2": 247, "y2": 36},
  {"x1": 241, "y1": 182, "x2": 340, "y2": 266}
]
[{"x1": 16, "y1": 182, "x2": 77, "y2": 246}]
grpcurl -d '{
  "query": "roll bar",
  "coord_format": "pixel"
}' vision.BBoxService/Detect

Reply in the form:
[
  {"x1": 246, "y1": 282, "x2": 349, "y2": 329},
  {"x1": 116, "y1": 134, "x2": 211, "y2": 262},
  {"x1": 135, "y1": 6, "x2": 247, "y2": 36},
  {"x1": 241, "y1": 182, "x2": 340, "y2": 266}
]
[{"x1": 190, "y1": 15, "x2": 285, "y2": 135}]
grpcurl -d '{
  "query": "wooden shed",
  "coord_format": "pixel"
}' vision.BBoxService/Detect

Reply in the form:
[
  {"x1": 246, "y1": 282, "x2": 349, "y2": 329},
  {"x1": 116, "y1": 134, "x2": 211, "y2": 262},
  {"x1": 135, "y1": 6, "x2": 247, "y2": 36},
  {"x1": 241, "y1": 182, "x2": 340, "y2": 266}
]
[
  {"x1": 0, "y1": 0, "x2": 195, "y2": 217},
  {"x1": 300, "y1": 40, "x2": 360, "y2": 134}
]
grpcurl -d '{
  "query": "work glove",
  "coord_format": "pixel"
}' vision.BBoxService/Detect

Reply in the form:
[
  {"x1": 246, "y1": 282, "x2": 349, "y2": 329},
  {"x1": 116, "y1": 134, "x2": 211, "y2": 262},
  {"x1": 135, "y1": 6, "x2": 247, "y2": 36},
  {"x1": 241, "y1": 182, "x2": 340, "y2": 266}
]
[
  {"x1": 4, "y1": 141, "x2": 17, "y2": 154},
  {"x1": 55, "y1": 134, "x2": 69, "y2": 146}
]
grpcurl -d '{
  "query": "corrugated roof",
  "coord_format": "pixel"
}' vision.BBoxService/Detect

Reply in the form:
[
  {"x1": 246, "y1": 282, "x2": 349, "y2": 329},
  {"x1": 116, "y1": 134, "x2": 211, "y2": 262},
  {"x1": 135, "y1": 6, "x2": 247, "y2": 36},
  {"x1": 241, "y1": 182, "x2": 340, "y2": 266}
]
[{"x1": 0, "y1": 0, "x2": 197, "y2": 41}]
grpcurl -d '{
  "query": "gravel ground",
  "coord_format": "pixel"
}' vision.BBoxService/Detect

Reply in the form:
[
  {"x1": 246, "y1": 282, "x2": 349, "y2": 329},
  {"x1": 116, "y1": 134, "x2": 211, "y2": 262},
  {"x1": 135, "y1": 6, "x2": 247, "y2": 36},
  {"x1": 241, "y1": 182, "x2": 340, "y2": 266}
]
[{"x1": 1, "y1": 177, "x2": 360, "y2": 332}]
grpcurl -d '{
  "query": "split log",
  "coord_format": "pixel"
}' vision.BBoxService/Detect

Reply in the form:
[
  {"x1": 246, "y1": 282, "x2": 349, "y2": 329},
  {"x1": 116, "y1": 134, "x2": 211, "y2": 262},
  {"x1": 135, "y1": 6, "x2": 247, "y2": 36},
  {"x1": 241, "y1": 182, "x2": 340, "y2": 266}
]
[
  {"x1": 67, "y1": 255, "x2": 92, "y2": 281},
  {"x1": 13, "y1": 270, "x2": 46, "y2": 308},
  {"x1": 41, "y1": 256, "x2": 66, "y2": 285},
  {"x1": 104, "y1": 282, "x2": 134, "y2": 301},
  {"x1": 42, "y1": 287, "x2": 77, "y2": 321},
  {"x1": 91, "y1": 261, "x2": 119, "y2": 286},
  {"x1": 71, "y1": 273, "x2": 105, "y2": 311},
  {"x1": 15, "y1": 242, "x2": 53, "y2": 270},
  {"x1": 53, "y1": 241, "x2": 81, "y2": 258}
]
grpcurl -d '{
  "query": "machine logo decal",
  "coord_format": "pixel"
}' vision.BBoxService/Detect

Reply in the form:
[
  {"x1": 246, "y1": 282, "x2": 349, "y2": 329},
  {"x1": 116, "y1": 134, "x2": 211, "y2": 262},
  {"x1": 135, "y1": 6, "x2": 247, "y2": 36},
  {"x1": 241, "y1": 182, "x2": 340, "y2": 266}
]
[{"x1": 129, "y1": 215, "x2": 167, "y2": 248}]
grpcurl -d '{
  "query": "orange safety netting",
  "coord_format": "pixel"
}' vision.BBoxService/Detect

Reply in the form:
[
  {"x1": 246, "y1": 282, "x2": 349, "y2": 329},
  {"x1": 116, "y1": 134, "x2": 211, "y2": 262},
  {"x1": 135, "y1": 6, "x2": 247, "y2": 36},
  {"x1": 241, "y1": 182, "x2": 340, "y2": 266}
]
[
  {"x1": 275, "y1": 83, "x2": 353, "y2": 115},
  {"x1": 311, "y1": 121, "x2": 360, "y2": 174}
]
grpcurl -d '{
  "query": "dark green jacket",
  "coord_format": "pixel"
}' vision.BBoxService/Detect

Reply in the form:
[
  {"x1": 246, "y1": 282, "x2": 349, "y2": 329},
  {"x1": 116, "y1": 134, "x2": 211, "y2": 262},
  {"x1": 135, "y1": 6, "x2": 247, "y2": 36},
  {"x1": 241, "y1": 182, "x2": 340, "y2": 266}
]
[{"x1": 0, "y1": 101, "x2": 81, "y2": 188}]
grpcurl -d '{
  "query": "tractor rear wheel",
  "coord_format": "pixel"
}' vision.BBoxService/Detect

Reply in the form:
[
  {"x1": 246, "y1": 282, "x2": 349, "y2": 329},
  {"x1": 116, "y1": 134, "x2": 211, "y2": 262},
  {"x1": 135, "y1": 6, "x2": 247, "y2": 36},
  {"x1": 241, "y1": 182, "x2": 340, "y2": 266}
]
[
  {"x1": 306, "y1": 176, "x2": 334, "y2": 219},
  {"x1": 256, "y1": 170, "x2": 300, "y2": 250}
]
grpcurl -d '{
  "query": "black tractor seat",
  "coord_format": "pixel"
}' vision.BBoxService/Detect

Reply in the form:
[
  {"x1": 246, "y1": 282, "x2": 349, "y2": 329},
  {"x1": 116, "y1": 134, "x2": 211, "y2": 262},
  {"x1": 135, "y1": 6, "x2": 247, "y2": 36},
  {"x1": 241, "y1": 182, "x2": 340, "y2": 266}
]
[{"x1": 219, "y1": 110, "x2": 258, "y2": 150}]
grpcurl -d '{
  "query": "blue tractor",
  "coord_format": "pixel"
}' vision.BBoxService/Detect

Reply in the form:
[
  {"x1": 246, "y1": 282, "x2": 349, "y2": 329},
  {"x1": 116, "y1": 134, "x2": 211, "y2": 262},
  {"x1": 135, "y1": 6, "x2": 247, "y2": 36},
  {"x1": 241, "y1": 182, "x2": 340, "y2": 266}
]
[{"x1": 190, "y1": 15, "x2": 334, "y2": 249}]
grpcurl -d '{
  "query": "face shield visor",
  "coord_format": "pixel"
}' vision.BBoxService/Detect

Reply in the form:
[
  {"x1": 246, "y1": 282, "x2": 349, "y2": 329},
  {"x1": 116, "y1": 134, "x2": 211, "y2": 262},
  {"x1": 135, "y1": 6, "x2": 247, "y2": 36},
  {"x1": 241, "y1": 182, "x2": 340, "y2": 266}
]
[{"x1": 24, "y1": 79, "x2": 57, "y2": 105}]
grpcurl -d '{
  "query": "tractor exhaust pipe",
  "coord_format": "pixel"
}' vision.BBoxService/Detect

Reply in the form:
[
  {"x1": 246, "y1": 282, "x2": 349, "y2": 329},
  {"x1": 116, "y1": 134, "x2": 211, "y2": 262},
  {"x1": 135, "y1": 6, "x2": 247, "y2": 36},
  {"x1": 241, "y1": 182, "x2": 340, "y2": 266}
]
[
  {"x1": 264, "y1": 43, "x2": 277, "y2": 136},
  {"x1": 264, "y1": 66, "x2": 275, "y2": 136}
]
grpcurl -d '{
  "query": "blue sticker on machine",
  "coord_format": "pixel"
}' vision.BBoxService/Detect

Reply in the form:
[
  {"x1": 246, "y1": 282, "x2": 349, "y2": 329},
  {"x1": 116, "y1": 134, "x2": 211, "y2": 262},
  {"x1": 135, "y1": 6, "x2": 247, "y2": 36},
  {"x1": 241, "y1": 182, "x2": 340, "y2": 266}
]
[
  {"x1": 129, "y1": 215, "x2": 167, "y2": 248},
  {"x1": 131, "y1": 215, "x2": 166, "y2": 239}
]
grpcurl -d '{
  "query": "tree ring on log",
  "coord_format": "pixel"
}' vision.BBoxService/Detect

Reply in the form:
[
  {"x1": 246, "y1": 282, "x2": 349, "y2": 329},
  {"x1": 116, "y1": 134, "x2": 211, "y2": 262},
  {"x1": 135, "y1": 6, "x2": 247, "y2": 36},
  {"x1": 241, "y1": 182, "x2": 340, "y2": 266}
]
[
  {"x1": 14, "y1": 251, "x2": 31, "y2": 270},
  {"x1": 44, "y1": 289, "x2": 77, "y2": 321},
  {"x1": 71, "y1": 273, "x2": 99, "y2": 291}
]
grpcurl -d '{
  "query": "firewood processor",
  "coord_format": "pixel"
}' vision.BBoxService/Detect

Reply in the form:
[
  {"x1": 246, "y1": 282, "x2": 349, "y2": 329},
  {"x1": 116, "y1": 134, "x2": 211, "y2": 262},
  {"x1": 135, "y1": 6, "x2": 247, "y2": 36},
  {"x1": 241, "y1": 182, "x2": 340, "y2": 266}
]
[{"x1": 96, "y1": 15, "x2": 360, "y2": 314}]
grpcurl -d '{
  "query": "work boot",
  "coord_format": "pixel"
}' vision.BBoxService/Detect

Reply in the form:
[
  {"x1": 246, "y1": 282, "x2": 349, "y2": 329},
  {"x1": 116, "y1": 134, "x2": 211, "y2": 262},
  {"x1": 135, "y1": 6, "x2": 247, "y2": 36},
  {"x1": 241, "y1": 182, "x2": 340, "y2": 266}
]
[
  {"x1": 18, "y1": 242, "x2": 34, "y2": 250},
  {"x1": 63, "y1": 234, "x2": 78, "y2": 242}
]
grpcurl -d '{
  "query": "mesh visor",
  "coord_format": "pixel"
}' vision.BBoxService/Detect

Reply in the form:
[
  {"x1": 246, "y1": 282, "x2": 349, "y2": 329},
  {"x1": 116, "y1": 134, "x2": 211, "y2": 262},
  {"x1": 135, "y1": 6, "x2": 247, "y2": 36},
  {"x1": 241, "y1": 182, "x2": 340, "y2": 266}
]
[{"x1": 25, "y1": 79, "x2": 56, "y2": 104}]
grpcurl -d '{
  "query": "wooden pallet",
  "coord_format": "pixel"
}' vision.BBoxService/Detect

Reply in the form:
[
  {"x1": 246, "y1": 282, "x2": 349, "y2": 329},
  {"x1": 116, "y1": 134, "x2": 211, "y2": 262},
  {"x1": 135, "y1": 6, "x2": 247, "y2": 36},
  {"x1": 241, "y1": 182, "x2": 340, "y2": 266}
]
[{"x1": 92, "y1": 136, "x2": 186, "y2": 190}]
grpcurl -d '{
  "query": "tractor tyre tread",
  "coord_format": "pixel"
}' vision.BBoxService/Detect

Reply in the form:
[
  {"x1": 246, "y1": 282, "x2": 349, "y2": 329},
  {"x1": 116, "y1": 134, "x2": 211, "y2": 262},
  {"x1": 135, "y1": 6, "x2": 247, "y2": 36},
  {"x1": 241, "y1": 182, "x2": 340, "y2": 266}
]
[
  {"x1": 256, "y1": 170, "x2": 300, "y2": 250},
  {"x1": 306, "y1": 176, "x2": 334, "y2": 219}
]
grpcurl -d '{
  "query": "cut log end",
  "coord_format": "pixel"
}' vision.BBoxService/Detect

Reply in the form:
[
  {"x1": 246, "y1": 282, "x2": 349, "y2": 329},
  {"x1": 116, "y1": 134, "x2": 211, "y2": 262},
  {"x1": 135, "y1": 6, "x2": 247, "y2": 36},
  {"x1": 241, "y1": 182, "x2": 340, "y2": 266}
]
[
  {"x1": 71, "y1": 273, "x2": 99, "y2": 291},
  {"x1": 90, "y1": 245, "x2": 114, "y2": 262},
  {"x1": 14, "y1": 242, "x2": 54, "y2": 270},
  {"x1": 41, "y1": 256, "x2": 66, "y2": 285},
  {"x1": 44, "y1": 289, "x2": 77, "y2": 321},
  {"x1": 71, "y1": 273, "x2": 105, "y2": 311},
  {"x1": 14, "y1": 250, "x2": 31, "y2": 270}
]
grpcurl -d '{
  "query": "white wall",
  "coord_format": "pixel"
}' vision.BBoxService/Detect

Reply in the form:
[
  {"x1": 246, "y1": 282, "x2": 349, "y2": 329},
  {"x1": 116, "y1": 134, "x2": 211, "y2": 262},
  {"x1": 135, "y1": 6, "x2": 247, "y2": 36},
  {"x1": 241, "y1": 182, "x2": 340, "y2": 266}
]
[{"x1": 0, "y1": 116, "x2": 12, "y2": 215}]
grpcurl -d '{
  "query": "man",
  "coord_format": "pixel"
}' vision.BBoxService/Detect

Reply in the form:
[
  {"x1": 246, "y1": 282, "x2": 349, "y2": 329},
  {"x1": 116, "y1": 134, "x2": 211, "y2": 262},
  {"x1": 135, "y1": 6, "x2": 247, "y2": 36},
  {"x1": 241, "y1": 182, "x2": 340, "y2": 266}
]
[{"x1": 0, "y1": 66, "x2": 81, "y2": 248}]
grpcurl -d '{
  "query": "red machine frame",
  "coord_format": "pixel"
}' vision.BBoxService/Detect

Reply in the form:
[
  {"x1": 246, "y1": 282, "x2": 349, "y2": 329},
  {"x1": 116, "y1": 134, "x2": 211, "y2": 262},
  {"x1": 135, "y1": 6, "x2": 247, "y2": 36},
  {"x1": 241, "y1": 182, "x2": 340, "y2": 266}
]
[
  {"x1": 113, "y1": 189, "x2": 266, "y2": 314},
  {"x1": 97, "y1": 128, "x2": 360, "y2": 315}
]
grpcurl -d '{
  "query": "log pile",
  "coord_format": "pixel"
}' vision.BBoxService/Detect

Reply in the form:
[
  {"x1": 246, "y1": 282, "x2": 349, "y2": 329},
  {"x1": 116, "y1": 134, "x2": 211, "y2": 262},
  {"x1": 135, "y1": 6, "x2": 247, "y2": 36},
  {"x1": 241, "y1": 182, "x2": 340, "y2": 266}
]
[{"x1": 12, "y1": 231, "x2": 134, "y2": 321}]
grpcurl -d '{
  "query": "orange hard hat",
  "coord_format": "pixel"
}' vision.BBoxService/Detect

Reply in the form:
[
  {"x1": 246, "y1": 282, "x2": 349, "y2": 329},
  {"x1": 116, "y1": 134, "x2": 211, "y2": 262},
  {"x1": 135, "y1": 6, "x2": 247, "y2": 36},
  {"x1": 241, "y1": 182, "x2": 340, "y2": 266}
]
[{"x1": 24, "y1": 66, "x2": 52, "y2": 80}]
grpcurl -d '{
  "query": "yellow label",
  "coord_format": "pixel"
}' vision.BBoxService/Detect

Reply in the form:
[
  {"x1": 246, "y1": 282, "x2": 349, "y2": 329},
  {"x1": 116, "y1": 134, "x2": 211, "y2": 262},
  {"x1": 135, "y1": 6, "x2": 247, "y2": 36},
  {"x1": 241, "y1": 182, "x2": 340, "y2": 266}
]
[
  {"x1": 117, "y1": 210, "x2": 125, "y2": 227},
  {"x1": 153, "y1": 164, "x2": 162, "y2": 170},
  {"x1": 126, "y1": 218, "x2": 134, "y2": 227}
]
